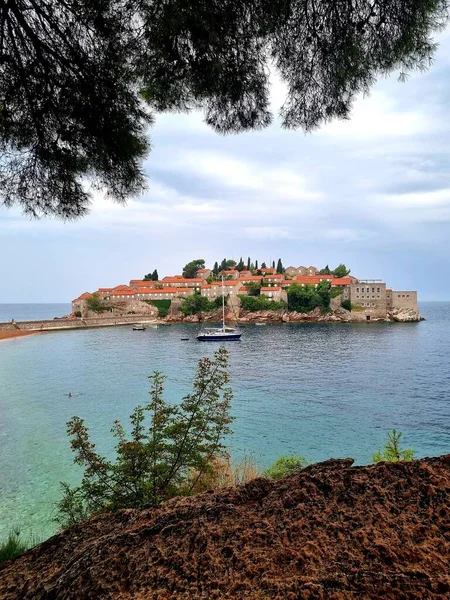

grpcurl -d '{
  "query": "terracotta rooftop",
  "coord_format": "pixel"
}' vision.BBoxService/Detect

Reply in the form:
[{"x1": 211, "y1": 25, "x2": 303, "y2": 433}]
[{"x1": 261, "y1": 286, "x2": 282, "y2": 291}]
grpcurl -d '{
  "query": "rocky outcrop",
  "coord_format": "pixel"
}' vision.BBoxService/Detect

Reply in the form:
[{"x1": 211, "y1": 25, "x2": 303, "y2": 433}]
[
  {"x1": 388, "y1": 307, "x2": 423, "y2": 322},
  {"x1": 1, "y1": 456, "x2": 450, "y2": 599}
]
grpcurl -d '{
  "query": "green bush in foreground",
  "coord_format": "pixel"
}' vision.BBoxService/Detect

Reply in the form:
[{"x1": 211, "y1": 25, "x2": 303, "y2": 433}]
[
  {"x1": 57, "y1": 348, "x2": 233, "y2": 529},
  {"x1": 373, "y1": 429, "x2": 415, "y2": 463},
  {"x1": 263, "y1": 455, "x2": 309, "y2": 479},
  {"x1": 0, "y1": 531, "x2": 29, "y2": 565}
]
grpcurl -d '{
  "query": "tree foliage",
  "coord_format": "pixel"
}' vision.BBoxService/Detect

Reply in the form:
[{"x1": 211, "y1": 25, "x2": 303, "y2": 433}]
[
  {"x1": 85, "y1": 292, "x2": 108, "y2": 313},
  {"x1": 182, "y1": 259, "x2": 205, "y2": 279},
  {"x1": 276, "y1": 258, "x2": 284, "y2": 274},
  {"x1": 1, "y1": 1, "x2": 447, "y2": 218},
  {"x1": 236, "y1": 257, "x2": 245, "y2": 271},
  {"x1": 332, "y1": 263, "x2": 351, "y2": 278},
  {"x1": 319, "y1": 265, "x2": 332, "y2": 275},
  {"x1": 287, "y1": 280, "x2": 334, "y2": 312},
  {"x1": 57, "y1": 349, "x2": 234, "y2": 528},
  {"x1": 239, "y1": 294, "x2": 287, "y2": 312},
  {"x1": 180, "y1": 291, "x2": 223, "y2": 315},
  {"x1": 373, "y1": 429, "x2": 415, "y2": 463},
  {"x1": 263, "y1": 455, "x2": 309, "y2": 480},
  {"x1": 143, "y1": 269, "x2": 158, "y2": 281}
]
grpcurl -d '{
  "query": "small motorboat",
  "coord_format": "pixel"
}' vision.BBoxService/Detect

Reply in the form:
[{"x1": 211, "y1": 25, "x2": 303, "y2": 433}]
[
  {"x1": 255, "y1": 322, "x2": 267, "y2": 326},
  {"x1": 132, "y1": 324, "x2": 146, "y2": 331}
]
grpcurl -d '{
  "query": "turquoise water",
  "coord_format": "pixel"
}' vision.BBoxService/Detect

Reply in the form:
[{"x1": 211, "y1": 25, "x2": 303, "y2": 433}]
[{"x1": 0, "y1": 302, "x2": 449, "y2": 541}]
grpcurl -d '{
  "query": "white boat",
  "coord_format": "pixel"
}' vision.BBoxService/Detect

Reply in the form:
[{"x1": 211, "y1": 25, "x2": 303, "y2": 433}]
[
  {"x1": 197, "y1": 277, "x2": 242, "y2": 342},
  {"x1": 255, "y1": 322, "x2": 267, "y2": 326},
  {"x1": 132, "y1": 324, "x2": 146, "y2": 331}
]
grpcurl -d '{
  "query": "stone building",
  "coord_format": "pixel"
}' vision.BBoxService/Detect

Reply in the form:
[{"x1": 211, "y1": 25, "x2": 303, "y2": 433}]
[
  {"x1": 260, "y1": 287, "x2": 288, "y2": 303},
  {"x1": 196, "y1": 268, "x2": 212, "y2": 280}
]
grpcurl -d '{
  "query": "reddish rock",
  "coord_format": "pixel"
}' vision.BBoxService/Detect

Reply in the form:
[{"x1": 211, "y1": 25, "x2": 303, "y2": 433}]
[{"x1": 1, "y1": 456, "x2": 450, "y2": 599}]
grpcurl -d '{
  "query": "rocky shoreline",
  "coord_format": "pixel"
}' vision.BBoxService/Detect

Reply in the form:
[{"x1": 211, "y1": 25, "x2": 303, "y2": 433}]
[
  {"x1": 166, "y1": 306, "x2": 423, "y2": 324},
  {"x1": 1, "y1": 455, "x2": 448, "y2": 599}
]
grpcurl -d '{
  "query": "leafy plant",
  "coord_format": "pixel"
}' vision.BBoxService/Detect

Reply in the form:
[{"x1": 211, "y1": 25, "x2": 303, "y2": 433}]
[
  {"x1": 332, "y1": 264, "x2": 351, "y2": 278},
  {"x1": 149, "y1": 299, "x2": 171, "y2": 318},
  {"x1": 341, "y1": 299, "x2": 352, "y2": 311},
  {"x1": 373, "y1": 429, "x2": 415, "y2": 463},
  {"x1": 74, "y1": 311, "x2": 82, "y2": 318},
  {"x1": 85, "y1": 293, "x2": 108, "y2": 313},
  {"x1": 57, "y1": 349, "x2": 233, "y2": 529},
  {"x1": 263, "y1": 455, "x2": 309, "y2": 480},
  {"x1": 0, "y1": 530, "x2": 37, "y2": 565},
  {"x1": 180, "y1": 291, "x2": 223, "y2": 315},
  {"x1": 182, "y1": 259, "x2": 205, "y2": 279},
  {"x1": 238, "y1": 295, "x2": 287, "y2": 312}
]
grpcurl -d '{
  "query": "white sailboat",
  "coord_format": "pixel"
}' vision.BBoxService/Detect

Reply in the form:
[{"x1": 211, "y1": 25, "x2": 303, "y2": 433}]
[{"x1": 197, "y1": 277, "x2": 242, "y2": 341}]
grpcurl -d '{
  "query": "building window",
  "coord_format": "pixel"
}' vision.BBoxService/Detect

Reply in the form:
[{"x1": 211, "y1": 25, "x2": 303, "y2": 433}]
[
  {"x1": 406, "y1": 294, "x2": 409, "y2": 298},
  {"x1": 372, "y1": 288, "x2": 375, "y2": 293},
  {"x1": 377, "y1": 288, "x2": 380, "y2": 292},
  {"x1": 356, "y1": 287, "x2": 360, "y2": 292}
]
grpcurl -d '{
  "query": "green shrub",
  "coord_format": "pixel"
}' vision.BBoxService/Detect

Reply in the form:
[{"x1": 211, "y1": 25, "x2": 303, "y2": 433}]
[
  {"x1": 74, "y1": 311, "x2": 82, "y2": 318},
  {"x1": 86, "y1": 292, "x2": 108, "y2": 313},
  {"x1": 180, "y1": 291, "x2": 224, "y2": 315},
  {"x1": 263, "y1": 455, "x2": 309, "y2": 479},
  {"x1": 149, "y1": 299, "x2": 171, "y2": 318},
  {"x1": 341, "y1": 299, "x2": 352, "y2": 311},
  {"x1": 238, "y1": 295, "x2": 287, "y2": 312},
  {"x1": 287, "y1": 280, "x2": 333, "y2": 312},
  {"x1": 57, "y1": 349, "x2": 233, "y2": 528},
  {"x1": 373, "y1": 429, "x2": 415, "y2": 463},
  {"x1": 0, "y1": 531, "x2": 29, "y2": 565}
]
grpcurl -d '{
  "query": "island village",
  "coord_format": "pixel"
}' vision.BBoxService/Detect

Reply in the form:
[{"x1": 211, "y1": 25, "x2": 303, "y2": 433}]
[{"x1": 72, "y1": 261, "x2": 421, "y2": 324}]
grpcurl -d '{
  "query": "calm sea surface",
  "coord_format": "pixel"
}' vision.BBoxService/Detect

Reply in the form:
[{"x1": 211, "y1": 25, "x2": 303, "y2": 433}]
[{"x1": 1, "y1": 302, "x2": 449, "y2": 541}]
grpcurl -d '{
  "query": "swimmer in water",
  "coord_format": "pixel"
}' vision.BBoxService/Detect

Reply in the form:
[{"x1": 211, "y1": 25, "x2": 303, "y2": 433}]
[{"x1": 68, "y1": 392, "x2": 73, "y2": 398}]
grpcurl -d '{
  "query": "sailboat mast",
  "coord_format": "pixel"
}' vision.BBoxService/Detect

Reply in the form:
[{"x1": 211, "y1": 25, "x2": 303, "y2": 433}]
[{"x1": 222, "y1": 275, "x2": 225, "y2": 330}]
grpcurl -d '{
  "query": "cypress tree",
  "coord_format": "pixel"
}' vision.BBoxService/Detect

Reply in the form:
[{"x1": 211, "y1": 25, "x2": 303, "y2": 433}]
[
  {"x1": 276, "y1": 259, "x2": 284, "y2": 274},
  {"x1": 247, "y1": 257, "x2": 251, "y2": 271}
]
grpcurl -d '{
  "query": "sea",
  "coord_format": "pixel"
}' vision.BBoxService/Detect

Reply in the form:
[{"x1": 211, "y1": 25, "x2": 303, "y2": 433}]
[{"x1": 0, "y1": 302, "x2": 449, "y2": 541}]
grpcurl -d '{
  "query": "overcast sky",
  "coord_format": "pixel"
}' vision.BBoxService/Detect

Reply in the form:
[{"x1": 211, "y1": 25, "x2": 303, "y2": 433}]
[{"x1": 2, "y1": 30, "x2": 450, "y2": 303}]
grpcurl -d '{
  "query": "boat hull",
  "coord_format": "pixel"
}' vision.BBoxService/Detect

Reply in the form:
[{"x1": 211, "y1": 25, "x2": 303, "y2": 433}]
[{"x1": 197, "y1": 334, "x2": 242, "y2": 341}]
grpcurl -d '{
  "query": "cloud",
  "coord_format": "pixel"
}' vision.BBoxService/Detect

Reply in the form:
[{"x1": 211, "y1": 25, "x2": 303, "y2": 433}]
[{"x1": 4, "y1": 27, "x2": 450, "y2": 300}]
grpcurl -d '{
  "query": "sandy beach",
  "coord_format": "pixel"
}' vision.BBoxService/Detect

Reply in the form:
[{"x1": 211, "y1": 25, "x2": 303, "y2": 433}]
[{"x1": 0, "y1": 330, "x2": 41, "y2": 341}]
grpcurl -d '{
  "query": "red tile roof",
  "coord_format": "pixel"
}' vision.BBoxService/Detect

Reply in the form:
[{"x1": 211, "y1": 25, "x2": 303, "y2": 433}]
[
  {"x1": 238, "y1": 276, "x2": 263, "y2": 282},
  {"x1": 161, "y1": 277, "x2": 203, "y2": 284},
  {"x1": 261, "y1": 268, "x2": 276, "y2": 274},
  {"x1": 331, "y1": 277, "x2": 353, "y2": 286},
  {"x1": 73, "y1": 292, "x2": 92, "y2": 301},
  {"x1": 196, "y1": 268, "x2": 210, "y2": 273},
  {"x1": 211, "y1": 280, "x2": 240, "y2": 286},
  {"x1": 265, "y1": 274, "x2": 283, "y2": 279},
  {"x1": 261, "y1": 286, "x2": 282, "y2": 291}
]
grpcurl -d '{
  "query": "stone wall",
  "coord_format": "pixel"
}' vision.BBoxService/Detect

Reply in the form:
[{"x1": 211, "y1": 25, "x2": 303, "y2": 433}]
[
  {"x1": 392, "y1": 291, "x2": 418, "y2": 311},
  {"x1": 0, "y1": 315, "x2": 158, "y2": 332}
]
